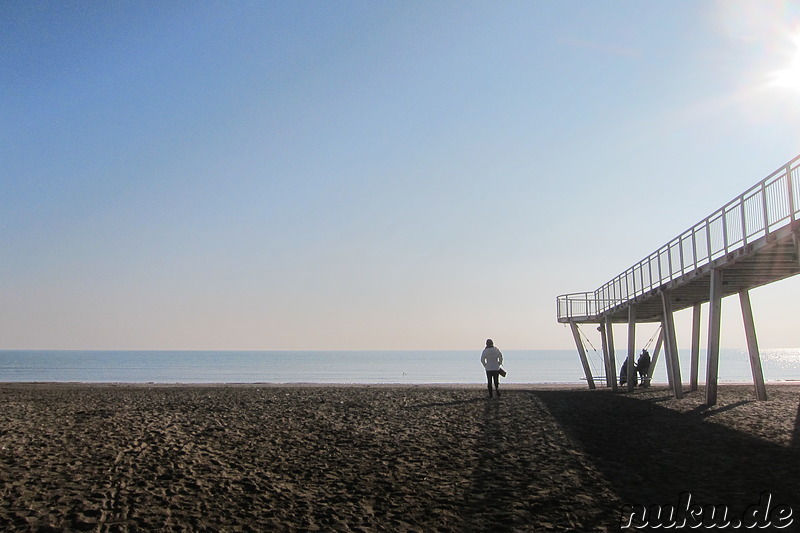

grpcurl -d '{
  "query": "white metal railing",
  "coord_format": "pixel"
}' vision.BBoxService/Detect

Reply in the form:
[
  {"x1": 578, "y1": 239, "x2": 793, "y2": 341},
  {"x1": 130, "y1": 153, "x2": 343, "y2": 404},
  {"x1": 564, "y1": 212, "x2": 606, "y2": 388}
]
[{"x1": 557, "y1": 154, "x2": 800, "y2": 321}]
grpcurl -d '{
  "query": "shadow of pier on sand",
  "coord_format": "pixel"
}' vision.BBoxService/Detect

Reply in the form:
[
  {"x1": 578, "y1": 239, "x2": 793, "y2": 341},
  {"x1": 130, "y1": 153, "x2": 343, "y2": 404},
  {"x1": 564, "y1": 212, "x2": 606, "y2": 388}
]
[{"x1": 531, "y1": 387, "x2": 800, "y2": 521}]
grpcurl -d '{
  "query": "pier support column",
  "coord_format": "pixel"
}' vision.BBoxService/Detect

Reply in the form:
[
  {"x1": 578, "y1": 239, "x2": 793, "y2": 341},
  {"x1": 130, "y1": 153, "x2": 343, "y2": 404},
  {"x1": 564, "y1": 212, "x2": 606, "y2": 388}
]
[
  {"x1": 690, "y1": 303, "x2": 702, "y2": 392},
  {"x1": 661, "y1": 292, "x2": 683, "y2": 399},
  {"x1": 570, "y1": 322, "x2": 595, "y2": 389},
  {"x1": 706, "y1": 268, "x2": 723, "y2": 406},
  {"x1": 599, "y1": 321, "x2": 613, "y2": 388},
  {"x1": 606, "y1": 320, "x2": 618, "y2": 392},
  {"x1": 740, "y1": 289, "x2": 767, "y2": 401},
  {"x1": 627, "y1": 306, "x2": 636, "y2": 392},
  {"x1": 647, "y1": 328, "x2": 664, "y2": 384},
  {"x1": 660, "y1": 315, "x2": 674, "y2": 391}
]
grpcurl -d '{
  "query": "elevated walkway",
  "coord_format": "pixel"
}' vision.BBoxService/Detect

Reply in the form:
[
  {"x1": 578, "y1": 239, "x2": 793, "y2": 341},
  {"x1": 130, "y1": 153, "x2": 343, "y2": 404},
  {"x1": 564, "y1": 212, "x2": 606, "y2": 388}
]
[{"x1": 556, "y1": 155, "x2": 800, "y2": 404}]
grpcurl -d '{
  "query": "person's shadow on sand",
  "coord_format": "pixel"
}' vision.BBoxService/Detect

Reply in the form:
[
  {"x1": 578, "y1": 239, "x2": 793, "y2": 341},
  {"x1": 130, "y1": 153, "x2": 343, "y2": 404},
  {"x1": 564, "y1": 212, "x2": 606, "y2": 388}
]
[{"x1": 402, "y1": 397, "x2": 485, "y2": 410}]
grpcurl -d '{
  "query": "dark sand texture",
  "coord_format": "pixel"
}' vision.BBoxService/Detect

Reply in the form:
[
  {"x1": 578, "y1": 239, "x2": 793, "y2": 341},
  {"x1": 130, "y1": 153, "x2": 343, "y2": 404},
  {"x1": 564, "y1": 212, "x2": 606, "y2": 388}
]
[{"x1": 0, "y1": 384, "x2": 798, "y2": 532}]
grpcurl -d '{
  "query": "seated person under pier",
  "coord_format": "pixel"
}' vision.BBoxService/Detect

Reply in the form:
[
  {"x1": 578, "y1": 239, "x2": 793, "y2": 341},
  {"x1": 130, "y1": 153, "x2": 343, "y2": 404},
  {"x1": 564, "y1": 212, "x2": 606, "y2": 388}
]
[
  {"x1": 619, "y1": 358, "x2": 638, "y2": 387},
  {"x1": 636, "y1": 349, "x2": 651, "y2": 387}
]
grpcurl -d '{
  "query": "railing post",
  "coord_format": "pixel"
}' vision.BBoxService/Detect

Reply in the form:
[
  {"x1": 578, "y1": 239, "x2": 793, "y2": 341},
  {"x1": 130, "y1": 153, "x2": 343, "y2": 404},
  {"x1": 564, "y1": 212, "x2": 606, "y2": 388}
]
[
  {"x1": 787, "y1": 164, "x2": 796, "y2": 222},
  {"x1": 614, "y1": 280, "x2": 618, "y2": 308},
  {"x1": 623, "y1": 272, "x2": 628, "y2": 302},
  {"x1": 667, "y1": 244, "x2": 673, "y2": 282},
  {"x1": 600, "y1": 287, "x2": 605, "y2": 314},
  {"x1": 722, "y1": 207, "x2": 729, "y2": 254},
  {"x1": 638, "y1": 264, "x2": 644, "y2": 296},
  {"x1": 740, "y1": 196, "x2": 747, "y2": 246},
  {"x1": 628, "y1": 269, "x2": 633, "y2": 298},
  {"x1": 762, "y1": 181, "x2": 770, "y2": 235},
  {"x1": 608, "y1": 281, "x2": 617, "y2": 309}
]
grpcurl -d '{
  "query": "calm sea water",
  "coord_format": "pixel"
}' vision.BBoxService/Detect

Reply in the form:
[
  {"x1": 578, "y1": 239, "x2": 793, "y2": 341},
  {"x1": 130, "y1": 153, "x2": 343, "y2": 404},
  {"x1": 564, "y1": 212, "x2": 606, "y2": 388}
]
[{"x1": 1, "y1": 349, "x2": 799, "y2": 384}]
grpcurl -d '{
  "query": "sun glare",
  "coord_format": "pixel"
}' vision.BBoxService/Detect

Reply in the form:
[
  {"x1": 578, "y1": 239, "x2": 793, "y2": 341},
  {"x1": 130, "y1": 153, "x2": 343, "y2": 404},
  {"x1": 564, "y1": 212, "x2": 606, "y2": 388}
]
[{"x1": 770, "y1": 33, "x2": 800, "y2": 90}]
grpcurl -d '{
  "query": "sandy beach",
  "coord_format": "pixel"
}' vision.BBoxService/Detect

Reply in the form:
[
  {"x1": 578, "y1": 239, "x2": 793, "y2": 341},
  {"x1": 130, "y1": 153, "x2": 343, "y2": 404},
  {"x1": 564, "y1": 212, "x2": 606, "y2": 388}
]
[{"x1": 0, "y1": 383, "x2": 798, "y2": 532}]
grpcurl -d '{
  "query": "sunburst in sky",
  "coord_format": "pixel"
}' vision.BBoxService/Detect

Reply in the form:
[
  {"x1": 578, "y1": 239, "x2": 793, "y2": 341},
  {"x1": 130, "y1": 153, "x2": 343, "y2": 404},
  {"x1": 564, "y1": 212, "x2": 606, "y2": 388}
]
[{"x1": 770, "y1": 32, "x2": 800, "y2": 90}]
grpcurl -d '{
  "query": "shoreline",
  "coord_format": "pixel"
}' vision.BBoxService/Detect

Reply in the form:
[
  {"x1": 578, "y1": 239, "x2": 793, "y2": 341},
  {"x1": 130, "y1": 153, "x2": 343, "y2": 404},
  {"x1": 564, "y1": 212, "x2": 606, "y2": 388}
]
[
  {"x1": 2, "y1": 380, "x2": 798, "y2": 387},
  {"x1": 0, "y1": 381, "x2": 588, "y2": 389},
  {"x1": 0, "y1": 380, "x2": 800, "y2": 392}
]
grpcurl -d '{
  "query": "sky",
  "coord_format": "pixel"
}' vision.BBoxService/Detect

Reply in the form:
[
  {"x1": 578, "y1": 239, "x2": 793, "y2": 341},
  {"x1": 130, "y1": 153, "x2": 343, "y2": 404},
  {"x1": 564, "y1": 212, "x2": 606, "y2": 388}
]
[{"x1": 3, "y1": 0, "x2": 800, "y2": 351}]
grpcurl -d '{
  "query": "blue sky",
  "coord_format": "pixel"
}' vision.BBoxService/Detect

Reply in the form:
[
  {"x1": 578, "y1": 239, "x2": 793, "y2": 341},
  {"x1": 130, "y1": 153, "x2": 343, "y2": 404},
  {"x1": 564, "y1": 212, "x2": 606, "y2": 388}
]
[{"x1": 3, "y1": 1, "x2": 800, "y2": 350}]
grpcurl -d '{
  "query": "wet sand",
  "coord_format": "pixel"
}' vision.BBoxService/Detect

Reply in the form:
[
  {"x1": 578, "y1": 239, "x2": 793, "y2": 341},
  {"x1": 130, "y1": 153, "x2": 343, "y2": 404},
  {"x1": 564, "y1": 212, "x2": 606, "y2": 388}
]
[{"x1": 0, "y1": 383, "x2": 798, "y2": 532}]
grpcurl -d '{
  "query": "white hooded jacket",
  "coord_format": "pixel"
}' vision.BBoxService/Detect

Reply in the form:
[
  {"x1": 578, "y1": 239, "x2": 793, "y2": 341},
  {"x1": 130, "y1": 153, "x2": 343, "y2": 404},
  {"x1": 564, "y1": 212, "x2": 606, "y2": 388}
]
[{"x1": 481, "y1": 346, "x2": 503, "y2": 372}]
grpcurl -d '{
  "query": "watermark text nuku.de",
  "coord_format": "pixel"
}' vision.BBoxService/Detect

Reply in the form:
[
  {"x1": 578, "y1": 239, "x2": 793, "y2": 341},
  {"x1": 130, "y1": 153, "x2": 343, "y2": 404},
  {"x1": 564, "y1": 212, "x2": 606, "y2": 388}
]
[{"x1": 620, "y1": 492, "x2": 793, "y2": 529}]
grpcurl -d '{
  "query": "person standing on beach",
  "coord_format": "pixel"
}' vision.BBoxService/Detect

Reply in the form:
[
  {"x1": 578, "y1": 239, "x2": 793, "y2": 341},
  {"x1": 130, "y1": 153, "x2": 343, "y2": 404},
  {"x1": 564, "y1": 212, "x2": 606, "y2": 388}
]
[{"x1": 481, "y1": 339, "x2": 503, "y2": 398}]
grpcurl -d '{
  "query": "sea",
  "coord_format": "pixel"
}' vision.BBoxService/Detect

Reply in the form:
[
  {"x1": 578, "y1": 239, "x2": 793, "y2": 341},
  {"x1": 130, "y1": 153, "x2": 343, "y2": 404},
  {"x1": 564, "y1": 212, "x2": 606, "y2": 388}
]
[{"x1": 1, "y1": 349, "x2": 800, "y2": 385}]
